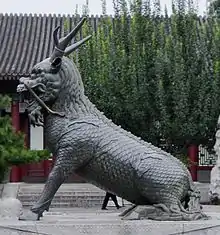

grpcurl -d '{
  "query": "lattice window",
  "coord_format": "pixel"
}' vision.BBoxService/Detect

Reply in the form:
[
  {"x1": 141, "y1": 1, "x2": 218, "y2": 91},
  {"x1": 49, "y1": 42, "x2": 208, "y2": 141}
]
[{"x1": 198, "y1": 145, "x2": 217, "y2": 166}]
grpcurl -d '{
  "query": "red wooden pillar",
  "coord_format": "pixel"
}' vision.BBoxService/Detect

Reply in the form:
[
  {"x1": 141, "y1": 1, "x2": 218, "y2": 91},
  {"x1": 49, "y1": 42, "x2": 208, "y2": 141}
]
[
  {"x1": 11, "y1": 100, "x2": 20, "y2": 132},
  {"x1": 23, "y1": 115, "x2": 29, "y2": 148},
  {"x1": 10, "y1": 100, "x2": 21, "y2": 182},
  {"x1": 20, "y1": 116, "x2": 29, "y2": 180},
  {"x1": 188, "y1": 145, "x2": 198, "y2": 181},
  {"x1": 44, "y1": 159, "x2": 51, "y2": 177}
]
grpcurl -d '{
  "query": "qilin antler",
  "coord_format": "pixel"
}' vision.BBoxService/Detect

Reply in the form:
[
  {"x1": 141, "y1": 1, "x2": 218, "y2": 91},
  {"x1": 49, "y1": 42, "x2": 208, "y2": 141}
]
[{"x1": 50, "y1": 17, "x2": 92, "y2": 67}]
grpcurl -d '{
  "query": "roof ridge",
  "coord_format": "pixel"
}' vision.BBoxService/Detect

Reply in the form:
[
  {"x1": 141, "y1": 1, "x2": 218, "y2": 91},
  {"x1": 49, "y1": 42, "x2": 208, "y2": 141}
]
[{"x1": 0, "y1": 12, "x2": 104, "y2": 18}]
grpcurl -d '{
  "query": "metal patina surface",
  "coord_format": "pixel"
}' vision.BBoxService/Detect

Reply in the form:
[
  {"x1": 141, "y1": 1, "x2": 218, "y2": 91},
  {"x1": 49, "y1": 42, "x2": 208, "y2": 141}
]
[{"x1": 17, "y1": 17, "x2": 207, "y2": 221}]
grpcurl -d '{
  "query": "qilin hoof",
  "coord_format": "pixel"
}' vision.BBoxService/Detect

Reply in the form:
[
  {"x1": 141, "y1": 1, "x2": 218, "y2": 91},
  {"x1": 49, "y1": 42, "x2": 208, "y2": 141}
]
[
  {"x1": 19, "y1": 210, "x2": 43, "y2": 221},
  {"x1": 31, "y1": 200, "x2": 51, "y2": 215}
]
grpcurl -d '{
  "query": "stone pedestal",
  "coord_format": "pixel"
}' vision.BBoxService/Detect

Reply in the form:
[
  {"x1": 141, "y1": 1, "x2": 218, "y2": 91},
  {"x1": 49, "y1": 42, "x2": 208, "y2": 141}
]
[
  {"x1": 210, "y1": 160, "x2": 220, "y2": 204},
  {"x1": 0, "y1": 184, "x2": 3, "y2": 197},
  {"x1": 0, "y1": 183, "x2": 22, "y2": 219},
  {"x1": 209, "y1": 119, "x2": 220, "y2": 204},
  {"x1": 0, "y1": 197, "x2": 22, "y2": 219}
]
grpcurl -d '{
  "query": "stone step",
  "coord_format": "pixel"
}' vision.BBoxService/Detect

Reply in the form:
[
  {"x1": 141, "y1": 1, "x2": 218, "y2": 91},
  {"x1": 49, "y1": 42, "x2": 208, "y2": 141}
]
[
  {"x1": 18, "y1": 195, "x2": 106, "y2": 208},
  {"x1": 18, "y1": 196, "x2": 105, "y2": 202},
  {"x1": 19, "y1": 187, "x2": 102, "y2": 190},
  {"x1": 20, "y1": 198, "x2": 104, "y2": 203},
  {"x1": 18, "y1": 190, "x2": 105, "y2": 193},
  {"x1": 19, "y1": 198, "x2": 124, "y2": 208},
  {"x1": 18, "y1": 183, "x2": 103, "y2": 189},
  {"x1": 21, "y1": 202, "x2": 104, "y2": 208},
  {"x1": 19, "y1": 199, "x2": 130, "y2": 208},
  {"x1": 16, "y1": 183, "x2": 131, "y2": 208},
  {"x1": 18, "y1": 192, "x2": 105, "y2": 196},
  {"x1": 19, "y1": 194, "x2": 106, "y2": 197}
]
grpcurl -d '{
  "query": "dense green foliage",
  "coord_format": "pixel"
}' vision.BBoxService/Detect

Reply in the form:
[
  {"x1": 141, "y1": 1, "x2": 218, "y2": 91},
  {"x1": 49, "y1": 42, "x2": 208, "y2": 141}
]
[
  {"x1": 208, "y1": 0, "x2": 220, "y2": 17},
  {"x1": 74, "y1": 0, "x2": 220, "y2": 156},
  {"x1": 0, "y1": 95, "x2": 50, "y2": 182}
]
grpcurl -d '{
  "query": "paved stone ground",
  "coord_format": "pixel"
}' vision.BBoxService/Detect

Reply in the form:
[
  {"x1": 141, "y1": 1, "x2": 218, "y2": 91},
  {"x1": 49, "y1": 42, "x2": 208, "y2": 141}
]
[
  {"x1": 0, "y1": 182, "x2": 216, "y2": 234},
  {"x1": 1, "y1": 206, "x2": 220, "y2": 235}
]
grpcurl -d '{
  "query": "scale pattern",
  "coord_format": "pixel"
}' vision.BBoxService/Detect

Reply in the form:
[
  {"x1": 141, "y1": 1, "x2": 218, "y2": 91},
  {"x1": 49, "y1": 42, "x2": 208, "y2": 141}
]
[{"x1": 69, "y1": 116, "x2": 190, "y2": 206}]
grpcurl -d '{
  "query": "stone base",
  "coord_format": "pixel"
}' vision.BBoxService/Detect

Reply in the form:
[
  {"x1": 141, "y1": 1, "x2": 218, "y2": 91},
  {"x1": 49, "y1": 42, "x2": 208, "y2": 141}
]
[
  {"x1": 209, "y1": 164, "x2": 220, "y2": 203},
  {"x1": 120, "y1": 204, "x2": 208, "y2": 221},
  {"x1": 0, "y1": 198, "x2": 22, "y2": 219},
  {"x1": 0, "y1": 183, "x2": 23, "y2": 220},
  {"x1": 0, "y1": 206, "x2": 220, "y2": 235}
]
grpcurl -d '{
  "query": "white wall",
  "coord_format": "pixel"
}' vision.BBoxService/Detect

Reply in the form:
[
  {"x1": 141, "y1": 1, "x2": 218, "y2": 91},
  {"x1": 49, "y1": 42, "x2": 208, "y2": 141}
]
[{"x1": 30, "y1": 126, "x2": 44, "y2": 150}]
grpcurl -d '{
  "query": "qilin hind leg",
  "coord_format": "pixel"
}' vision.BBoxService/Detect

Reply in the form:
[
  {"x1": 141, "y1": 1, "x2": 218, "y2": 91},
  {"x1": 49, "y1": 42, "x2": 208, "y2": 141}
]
[
  {"x1": 119, "y1": 204, "x2": 137, "y2": 217},
  {"x1": 122, "y1": 200, "x2": 208, "y2": 221},
  {"x1": 19, "y1": 148, "x2": 77, "y2": 221}
]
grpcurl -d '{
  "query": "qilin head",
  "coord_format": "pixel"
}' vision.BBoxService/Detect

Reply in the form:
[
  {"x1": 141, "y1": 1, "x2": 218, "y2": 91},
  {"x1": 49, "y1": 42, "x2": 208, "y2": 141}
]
[{"x1": 17, "y1": 17, "x2": 92, "y2": 126}]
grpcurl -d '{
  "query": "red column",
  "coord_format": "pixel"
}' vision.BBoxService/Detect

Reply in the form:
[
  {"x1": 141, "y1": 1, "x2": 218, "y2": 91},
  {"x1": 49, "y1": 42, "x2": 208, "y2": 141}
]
[
  {"x1": 11, "y1": 100, "x2": 20, "y2": 132},
  {"x1": 188, "y1": 145, "x2": 198, "y2": 181},
  {"x1": 10, "y1": 100, "x2": 21, "y2": 182},
  {"x1": 23, "y1": 115, "x2": 29, "y2": 148},
  {"x1": 20, "y1": 116, "x2": 29, "y2": 180}
]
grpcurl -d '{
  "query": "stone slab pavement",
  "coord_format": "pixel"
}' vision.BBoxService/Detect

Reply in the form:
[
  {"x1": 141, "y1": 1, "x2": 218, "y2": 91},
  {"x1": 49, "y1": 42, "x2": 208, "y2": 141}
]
[{"x1": 1, "y1": 206, "x2": 220, "y2": 235}]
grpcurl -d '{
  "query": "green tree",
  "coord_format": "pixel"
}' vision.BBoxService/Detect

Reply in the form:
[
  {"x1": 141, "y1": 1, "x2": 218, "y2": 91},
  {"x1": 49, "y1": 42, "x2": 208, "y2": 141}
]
[
  {"x1": 0, "y1": 95, "x2": 50, "y2": 182},
  {"x1": 76, "y1": 0, "x2": 220, "y2": 159},
  {"x1": 208, "y1": 0, "x2": 220, "y2": 17}
]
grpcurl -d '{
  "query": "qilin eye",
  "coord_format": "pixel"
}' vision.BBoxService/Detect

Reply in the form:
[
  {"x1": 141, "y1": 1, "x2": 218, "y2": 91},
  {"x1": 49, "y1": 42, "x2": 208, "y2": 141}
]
[
  {"x1": 31, "y1": 68, "x2": 37, "y2": 74},
  {"x1": 32, "y1": 67, "x2": 43, "y2": 74},
  {"x1": 37, "y1": 68, "x2": 42, "y2": 73}
]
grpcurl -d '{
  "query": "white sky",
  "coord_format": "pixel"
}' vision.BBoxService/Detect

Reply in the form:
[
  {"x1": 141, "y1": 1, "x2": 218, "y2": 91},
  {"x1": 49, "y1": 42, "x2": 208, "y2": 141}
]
[{"x1": 0, "y1": 0, "x2": 207, "y2": 16}]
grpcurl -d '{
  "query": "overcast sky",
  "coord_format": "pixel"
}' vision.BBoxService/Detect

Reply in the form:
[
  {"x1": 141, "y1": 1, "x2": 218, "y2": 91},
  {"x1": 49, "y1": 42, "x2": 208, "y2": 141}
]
[{"x1": 0, "y1": 0, "x2": 207, "y2": 16}]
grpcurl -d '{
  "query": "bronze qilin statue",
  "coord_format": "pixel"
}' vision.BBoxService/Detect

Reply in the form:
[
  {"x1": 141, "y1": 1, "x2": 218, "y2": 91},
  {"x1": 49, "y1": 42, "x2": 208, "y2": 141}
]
[{"x1": 17, "y1": 18, "x2": 207, "y2": 221}]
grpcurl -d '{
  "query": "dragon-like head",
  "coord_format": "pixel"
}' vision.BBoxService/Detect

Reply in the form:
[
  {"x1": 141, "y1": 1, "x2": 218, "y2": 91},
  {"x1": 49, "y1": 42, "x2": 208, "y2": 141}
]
[{"x1": 17, "y1": 18, "x2": 91, "y2": 126}]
